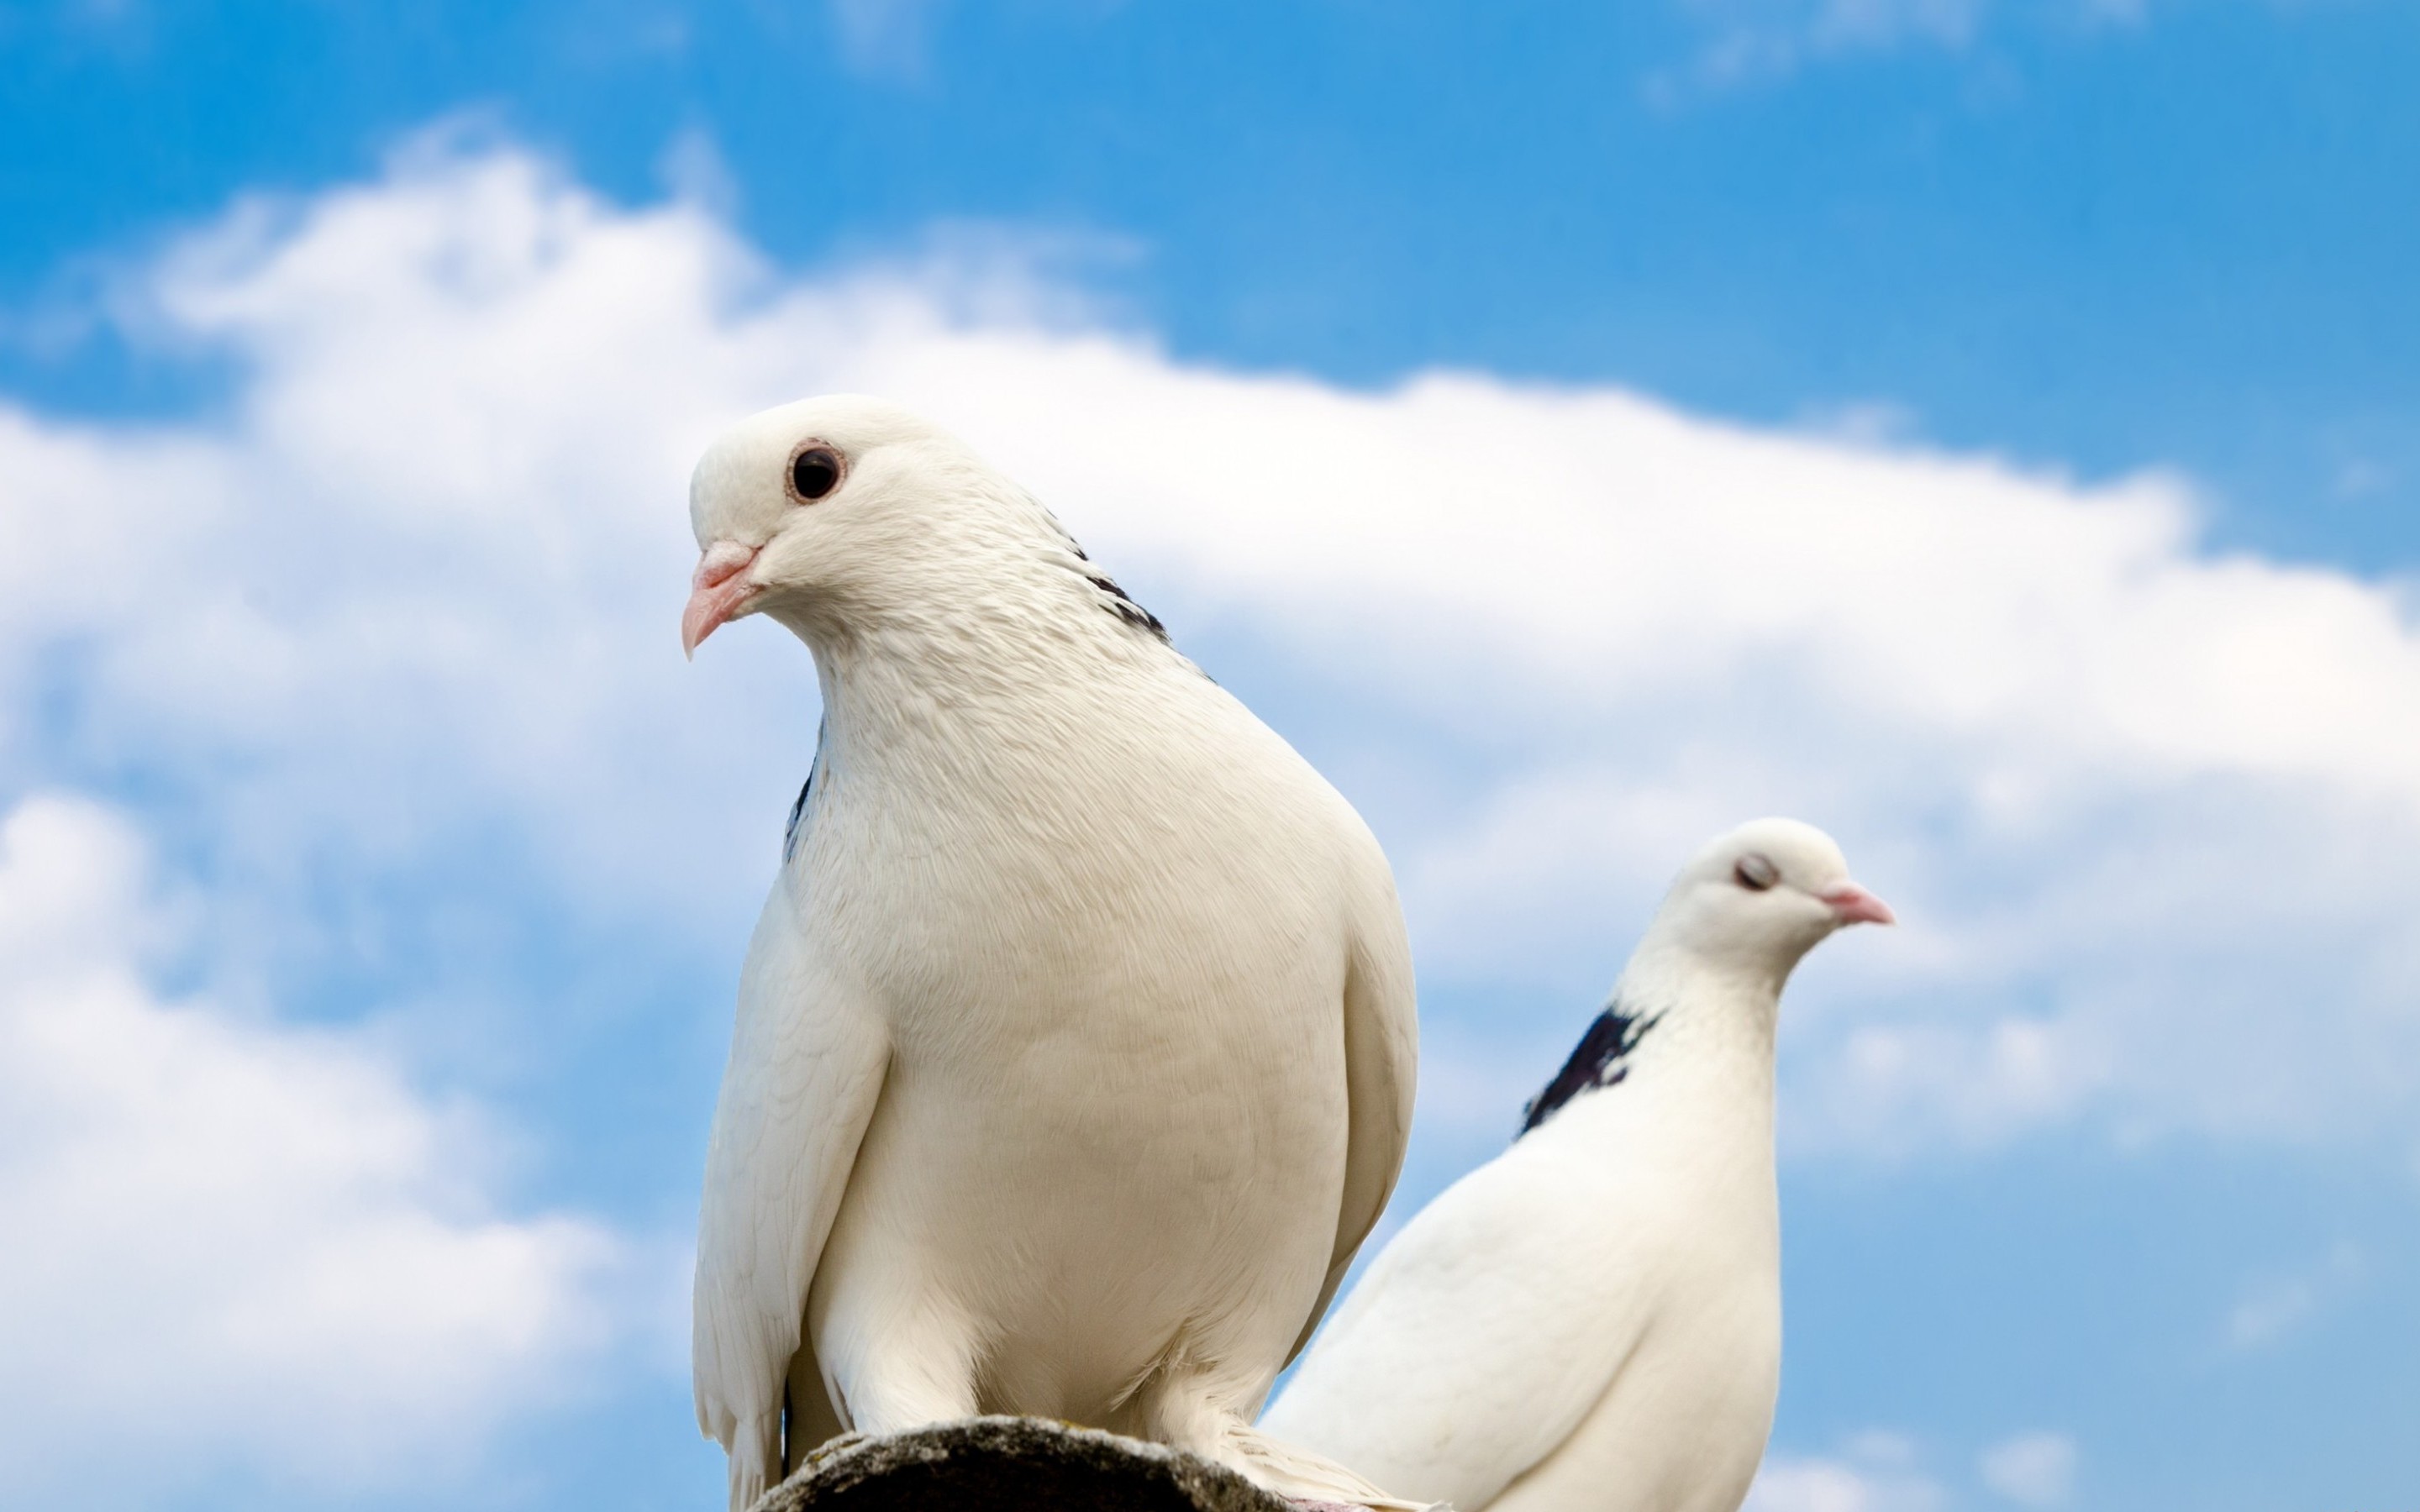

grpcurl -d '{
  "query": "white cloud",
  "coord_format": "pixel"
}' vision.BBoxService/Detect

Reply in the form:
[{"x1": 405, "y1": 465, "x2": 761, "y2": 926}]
[
  {"x1": 0, "y1": 794, "x2": 619, "y2": 1499},
  {"x1": 828, "y1": 0, "x2": 944, "y2": 80},
  {"x1": 1978, "y1": 1431, "x2": 2077, "y2": 1506},
  {"x1": 1758, "y1": 1428, "x2": 2078, "y2": 1512},
  {"x1": 1749, "y1": 1431, "x2": 1946, "y2": 1512},
  {"x1": 2223, "y1": 1240, "x2": 2367, "y2": 1351},
  {"x1": 1658, "y1": 0, "x2": 1982, "y2": 94},
  {"x1": 0, "y1": 137, "x2": 805, "y2": 953},
  {"x1": 3, "y1": 131, "x2": 2417, "y2": 1244},
  {"x1": 1658, "y1": 0, "x2": 2153, "y2": 95},
  {"x1": 1783, "y1": 1014, "x2": 2114, "y2": 1158}
]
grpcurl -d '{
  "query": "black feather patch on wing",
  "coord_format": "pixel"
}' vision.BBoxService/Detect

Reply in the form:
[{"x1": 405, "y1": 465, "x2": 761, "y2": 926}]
[
  {"x1": 1086, "y1": 573, "x2": 1171, "y2": 642},
  {"x1": 1519, "y1": 1000, "x2": 1665, "y2": 1137}
]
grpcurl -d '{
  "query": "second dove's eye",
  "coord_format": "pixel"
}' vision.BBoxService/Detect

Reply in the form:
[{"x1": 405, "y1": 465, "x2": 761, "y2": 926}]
[
  {"x1": 1733, "y1": 854, "x2": 1778, "y2": 891},
  {"x1": 790, "y1": 445, "x2": 843, "y2": 502}
]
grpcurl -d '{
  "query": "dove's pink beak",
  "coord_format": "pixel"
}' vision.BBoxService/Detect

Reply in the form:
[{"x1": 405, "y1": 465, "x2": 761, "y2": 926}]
[
  {"x1": 682, "y1": 542, "x2": 760, "y2": 659},
  {"x1": 1819, "y1": 881, "x2": 1896, "y2": 927}
]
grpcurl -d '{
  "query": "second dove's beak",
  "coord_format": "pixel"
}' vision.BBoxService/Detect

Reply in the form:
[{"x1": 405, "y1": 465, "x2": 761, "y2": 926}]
[
  {"x1": 682, "y1": 541, "x2": 761, "y2": 659},
  {"x1": 1818, "y1": 881, "x2": 1896, "y2": 927}
]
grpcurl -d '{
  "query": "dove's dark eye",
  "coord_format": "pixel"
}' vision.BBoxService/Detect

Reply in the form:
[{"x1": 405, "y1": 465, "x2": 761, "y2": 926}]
[
  {"x1": 789, "y1": 444, "x2": 844, "y2": 503},
  {"x1": 1733, "y1": 854, "x2": 1778, "y2": 891}
]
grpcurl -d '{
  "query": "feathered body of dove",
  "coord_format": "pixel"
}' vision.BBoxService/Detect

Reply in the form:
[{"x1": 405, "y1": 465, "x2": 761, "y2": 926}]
[
  {"x1": 681, "y1": 396, "x2": 1418, "y2": 1510},
  {"x1": 1262, "y1": 818, "x2": 1892, "y2": 1512}
]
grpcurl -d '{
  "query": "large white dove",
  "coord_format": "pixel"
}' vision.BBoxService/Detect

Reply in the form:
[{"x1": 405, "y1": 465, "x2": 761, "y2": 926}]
[
  {"x1": 1260, "y1": 818, "x2": 1893, "y2": 1512},
  {"x1": 681, "y1": 396, "x2": 1420, "y2": 1510}
]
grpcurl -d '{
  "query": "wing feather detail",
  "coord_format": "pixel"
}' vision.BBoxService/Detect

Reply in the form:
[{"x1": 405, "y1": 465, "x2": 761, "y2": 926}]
[
  {"x1": 693, "y1": 874, "x2": 888, "y2": 1511},
  {"x1": 1284, "y1": 857, "x2": 1418, "y2": 1368}
]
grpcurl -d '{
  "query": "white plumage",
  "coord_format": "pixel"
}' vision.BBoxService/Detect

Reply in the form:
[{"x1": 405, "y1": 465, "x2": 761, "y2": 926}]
[
  {"x1": 1261, "y1": 818, "x2": 1892, "y2": 1512},
  {"x1": 681, "y1": 396, "x2": 1419, "y2": 1510}
]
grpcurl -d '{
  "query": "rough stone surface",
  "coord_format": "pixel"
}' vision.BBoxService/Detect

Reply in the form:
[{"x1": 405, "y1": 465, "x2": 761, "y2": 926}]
[{"x1": 750, "y1": 1418, "x2": 1302, "y2": 1512}]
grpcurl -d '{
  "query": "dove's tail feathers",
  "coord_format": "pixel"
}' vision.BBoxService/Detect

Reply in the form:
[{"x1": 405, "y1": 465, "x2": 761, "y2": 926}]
[
  {"x1": 726, "y1": 1409, "x2": 779, "y2": 1512},
  {"x1": 1222, "y1": 1422, "x2": 1443, "y2": 1512}
]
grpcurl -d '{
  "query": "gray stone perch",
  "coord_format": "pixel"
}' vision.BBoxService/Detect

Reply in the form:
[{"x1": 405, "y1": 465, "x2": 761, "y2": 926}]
[{"x1": 753, "y1": 1417, "x2": 1313, "y2": 1512}]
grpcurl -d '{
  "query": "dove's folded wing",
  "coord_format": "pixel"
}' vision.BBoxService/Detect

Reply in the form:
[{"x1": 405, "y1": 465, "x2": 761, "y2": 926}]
[
  {"x1": 693, "y1": 877, "x2": 889, "y2": 1511},
  {"x1": 1264, "y1": 1154, "x2": 1653, "y2": 1512},
  {"x1": 1286, "y1": 863, "x2": 1419, "y2": 1368}
]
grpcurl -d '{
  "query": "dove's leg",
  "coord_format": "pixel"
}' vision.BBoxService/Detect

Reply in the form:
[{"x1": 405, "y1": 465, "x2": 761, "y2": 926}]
[
  {"x1": 835, "y1": 1347, "x2": 980, "y2": 1433},
  {"x1": 782, "y1": 1333, "x2": 847, "y2": 1472},
  {"x1": 1130, "y1": 1370, "x2": 1276, "y2": 1471},
  {"x1": 813, "y1": 1276, "x2": 981, "y2": 1434},
  {"x1": 1135, "y1": 1373, "x2": 1421, "y2": 1510}
]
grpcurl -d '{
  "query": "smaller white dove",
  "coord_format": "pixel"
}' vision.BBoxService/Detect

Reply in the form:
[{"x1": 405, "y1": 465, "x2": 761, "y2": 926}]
[{"x1": 1260, "y1": 818, "x2": 1893, "y2": 1512}]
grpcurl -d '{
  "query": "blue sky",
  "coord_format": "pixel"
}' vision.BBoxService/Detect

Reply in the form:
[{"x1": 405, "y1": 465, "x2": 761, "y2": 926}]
[
  {"x1": 1, "y1": 4, "x2": 2415, "y2": 1512},
  {"x1": 8, "y1": 0, "x2": 2417, "y2": 569}
]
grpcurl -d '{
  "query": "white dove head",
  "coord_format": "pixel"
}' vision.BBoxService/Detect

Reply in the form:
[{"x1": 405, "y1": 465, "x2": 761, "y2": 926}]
[
  {"x1": 1651, "y1": 817, "x2": 1892, "y2": 982},
  {"x1": 681, "y1": 394, "x2": 1072, "y2": 656}
]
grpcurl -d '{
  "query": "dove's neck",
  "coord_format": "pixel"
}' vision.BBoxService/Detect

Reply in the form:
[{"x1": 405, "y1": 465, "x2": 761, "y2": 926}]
[
  {"x1": 786, "y1": 580, "x2": 1177, "y2": 788},
  {"x1": 1600, "y1": 940, "x2": 1785, "y2": 1120}
]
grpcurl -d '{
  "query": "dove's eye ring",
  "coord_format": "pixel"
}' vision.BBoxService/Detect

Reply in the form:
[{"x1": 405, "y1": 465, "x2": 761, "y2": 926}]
[
  {"x1": 1733, "y1": 854, "x2": 1778, "y2": 891},
  {"x1": 788, "y1": 444, "x2": 844, "y2": 503}
]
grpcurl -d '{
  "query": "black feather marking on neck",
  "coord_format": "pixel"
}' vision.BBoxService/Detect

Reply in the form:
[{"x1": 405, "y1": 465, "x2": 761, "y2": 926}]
[
  {"x1": 1518, "y1": 999, "x2": 1665, "y2": 1137},
  {"x1": 783, "y1": 721, "x2": 824, "y2": 864},
  {"x1": 782, "y1": 773, "x2": 812, "y2": 863},
  {"x1": 1046, "y1": 516, "x2": 1090, "y2": 563},
  {"x1": 1086, "y1": 573, "x2": 1171, "y2": 643}
]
